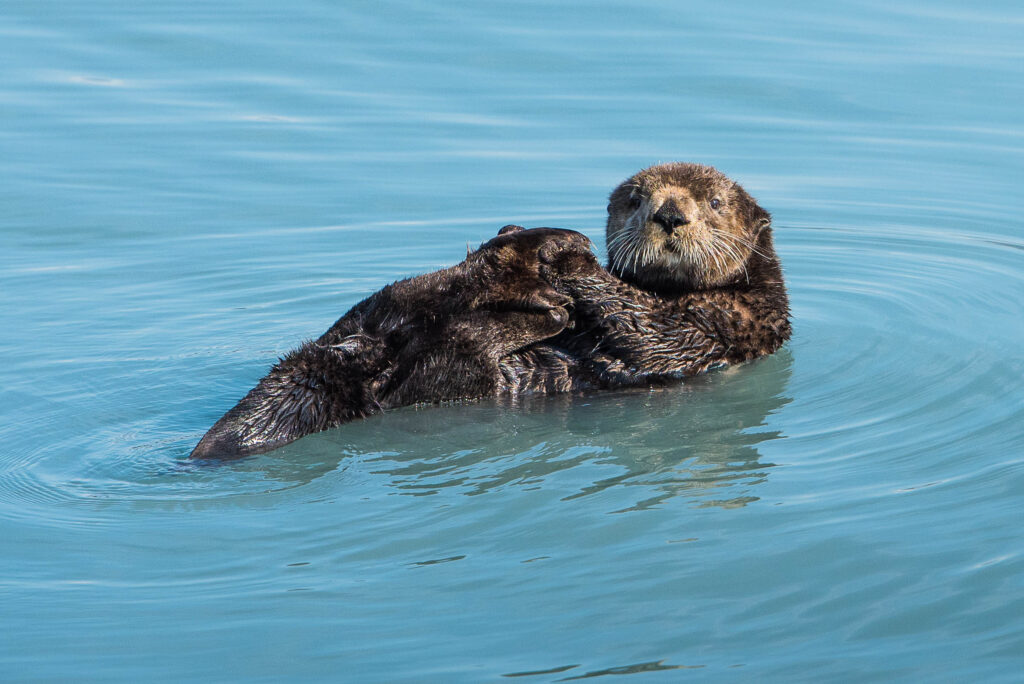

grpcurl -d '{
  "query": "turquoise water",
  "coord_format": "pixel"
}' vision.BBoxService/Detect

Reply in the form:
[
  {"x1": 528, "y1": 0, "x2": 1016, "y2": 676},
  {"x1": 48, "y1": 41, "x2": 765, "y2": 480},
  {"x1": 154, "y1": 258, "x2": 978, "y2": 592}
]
[{"x1": 2, "y1": 0, "x2": 1023, "y2": 680}]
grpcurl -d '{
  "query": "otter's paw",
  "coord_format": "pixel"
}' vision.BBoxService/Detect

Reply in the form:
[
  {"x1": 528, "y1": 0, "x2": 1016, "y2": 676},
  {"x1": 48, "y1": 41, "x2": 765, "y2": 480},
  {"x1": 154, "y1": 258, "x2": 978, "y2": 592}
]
[
  {"x1": 478, "y1": 226, "x2": 593, "y2": 265},
  {"x1": 538, "y1": 237, "x2": 601, "y2": 277},
  {"x1": 536, "y1": 237, "x2": 604, "y2": 296},
  {"x1": 470, "y1": 227, "x2": 590, "y2": 313}
]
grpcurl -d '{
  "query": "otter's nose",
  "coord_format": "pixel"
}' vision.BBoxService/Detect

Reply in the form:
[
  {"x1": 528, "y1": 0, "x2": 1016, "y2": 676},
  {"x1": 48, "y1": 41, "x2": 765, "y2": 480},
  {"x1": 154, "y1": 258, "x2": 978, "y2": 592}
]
[{"x1": 652, "y1": 202, "x2": 689, "y2": 233}]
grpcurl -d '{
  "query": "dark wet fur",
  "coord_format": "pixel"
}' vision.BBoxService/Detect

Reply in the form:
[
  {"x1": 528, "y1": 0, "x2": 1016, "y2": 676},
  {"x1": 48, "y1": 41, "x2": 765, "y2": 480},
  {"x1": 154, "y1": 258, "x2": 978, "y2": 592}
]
[
  {"x1": 192, "y1": 166, "x2": 791, "y2": 459},
  {"x1": 192, "y1": 228, "x2": 587, "y2": 458}
]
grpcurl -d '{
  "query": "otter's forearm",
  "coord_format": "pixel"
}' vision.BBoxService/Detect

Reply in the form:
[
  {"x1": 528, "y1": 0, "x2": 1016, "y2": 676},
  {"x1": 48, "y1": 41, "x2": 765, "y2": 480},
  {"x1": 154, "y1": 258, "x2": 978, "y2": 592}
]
[
  {"x1": 550, "y1": 267, "x2": 789, "y2": 383},
  {"x1": 563, "y1": 276, "x2": 728, "y2": 382}
]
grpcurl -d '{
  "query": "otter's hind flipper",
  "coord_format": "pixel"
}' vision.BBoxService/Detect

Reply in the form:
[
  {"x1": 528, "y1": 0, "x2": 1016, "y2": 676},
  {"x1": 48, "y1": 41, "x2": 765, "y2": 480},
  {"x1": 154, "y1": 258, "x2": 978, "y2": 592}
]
[{"x1": 190, "y1": 336, "x2": 388, "y2": 460}]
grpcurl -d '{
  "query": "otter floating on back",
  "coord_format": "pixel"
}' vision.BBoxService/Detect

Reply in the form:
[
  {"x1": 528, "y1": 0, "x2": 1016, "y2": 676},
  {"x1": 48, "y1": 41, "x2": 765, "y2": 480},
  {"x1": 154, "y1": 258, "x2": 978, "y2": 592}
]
[{"x1": 190, "y1": 163, "x2": 790, "y2": 459}]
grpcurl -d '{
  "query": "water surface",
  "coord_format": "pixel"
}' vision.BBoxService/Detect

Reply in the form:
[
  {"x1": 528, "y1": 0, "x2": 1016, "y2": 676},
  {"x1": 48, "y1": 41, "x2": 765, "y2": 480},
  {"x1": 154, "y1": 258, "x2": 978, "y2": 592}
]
[{"x1": 2, "y1": 1, "x2": 1023, "y2": 681}]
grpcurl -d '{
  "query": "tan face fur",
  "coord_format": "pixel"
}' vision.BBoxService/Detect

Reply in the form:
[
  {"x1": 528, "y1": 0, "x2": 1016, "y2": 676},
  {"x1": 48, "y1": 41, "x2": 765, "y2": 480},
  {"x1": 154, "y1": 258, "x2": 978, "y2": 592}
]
[{"x1": 606, "y1": 163, "x2": 771, "y2": 292}]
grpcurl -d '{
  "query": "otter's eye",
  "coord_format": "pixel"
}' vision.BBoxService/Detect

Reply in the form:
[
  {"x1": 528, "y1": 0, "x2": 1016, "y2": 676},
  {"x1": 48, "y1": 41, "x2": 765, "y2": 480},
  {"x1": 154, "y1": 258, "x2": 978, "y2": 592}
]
[{"x1": 710, "y1": 198, "x2": 721, "y2": 210}]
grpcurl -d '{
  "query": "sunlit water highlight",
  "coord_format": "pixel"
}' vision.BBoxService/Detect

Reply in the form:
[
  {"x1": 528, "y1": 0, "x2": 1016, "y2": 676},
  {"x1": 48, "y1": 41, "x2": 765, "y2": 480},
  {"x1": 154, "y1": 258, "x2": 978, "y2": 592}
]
[{"x1": 1, "y1": 1, "x2": 1023, "y2": 681}]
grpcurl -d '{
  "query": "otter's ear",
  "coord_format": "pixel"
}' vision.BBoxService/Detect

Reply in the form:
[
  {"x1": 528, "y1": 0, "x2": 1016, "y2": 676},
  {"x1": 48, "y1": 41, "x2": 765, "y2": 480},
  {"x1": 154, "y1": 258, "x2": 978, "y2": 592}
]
[
  {"x1": 749, "y1": 203, "x2": 772, "y2": 234},
  {"x1": 606, "y1": 182, "x2": 635, "y2": 215}
]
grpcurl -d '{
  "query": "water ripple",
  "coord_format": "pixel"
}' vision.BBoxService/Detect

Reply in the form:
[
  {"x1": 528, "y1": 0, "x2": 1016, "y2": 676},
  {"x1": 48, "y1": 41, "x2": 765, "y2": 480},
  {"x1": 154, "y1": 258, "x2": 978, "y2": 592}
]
[{"x1": 3, "y1": 221, "x2": 1018, "y2": 533}]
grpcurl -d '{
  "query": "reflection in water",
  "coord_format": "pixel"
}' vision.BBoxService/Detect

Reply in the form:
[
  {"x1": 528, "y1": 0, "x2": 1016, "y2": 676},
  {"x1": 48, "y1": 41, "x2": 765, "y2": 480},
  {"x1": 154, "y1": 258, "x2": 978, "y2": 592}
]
[
  {"x1": 502, "y1": 659, "x2": 701, "y2": 680},
  {"x1": 558, "y1": 660, "x2": 704, "y2": 680},
  {"x1": 261, "y1": 349, "x2": 792, "y2": 510}
]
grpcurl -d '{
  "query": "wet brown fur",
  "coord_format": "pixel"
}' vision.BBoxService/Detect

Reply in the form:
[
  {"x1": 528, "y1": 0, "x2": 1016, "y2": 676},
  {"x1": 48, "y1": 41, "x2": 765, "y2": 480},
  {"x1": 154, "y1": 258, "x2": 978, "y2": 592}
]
[{"x1": 191, "y1": 163, "x2": 790, "y2": 459}]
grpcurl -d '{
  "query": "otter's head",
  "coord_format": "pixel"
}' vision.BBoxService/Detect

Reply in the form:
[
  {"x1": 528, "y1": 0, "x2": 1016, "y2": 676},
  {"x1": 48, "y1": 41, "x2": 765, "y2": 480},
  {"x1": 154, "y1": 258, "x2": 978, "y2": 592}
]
[{"x1": 606, "y1": 163, "x2": 773, "y2": 292}]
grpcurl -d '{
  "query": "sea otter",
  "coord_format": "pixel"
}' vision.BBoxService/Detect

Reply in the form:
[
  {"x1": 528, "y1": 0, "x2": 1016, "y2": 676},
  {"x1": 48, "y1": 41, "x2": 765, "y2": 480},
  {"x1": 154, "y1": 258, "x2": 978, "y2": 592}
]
[{"x1": 190, "y1": 163, "x2": 790, "y2": 459}]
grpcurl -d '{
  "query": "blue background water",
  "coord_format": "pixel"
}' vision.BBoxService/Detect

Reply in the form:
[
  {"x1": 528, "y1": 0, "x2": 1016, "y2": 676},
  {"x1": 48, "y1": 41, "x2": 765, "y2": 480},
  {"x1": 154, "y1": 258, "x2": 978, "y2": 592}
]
[{"x1": 2, "y1": 1, "x2": 1023, "y2": 681}]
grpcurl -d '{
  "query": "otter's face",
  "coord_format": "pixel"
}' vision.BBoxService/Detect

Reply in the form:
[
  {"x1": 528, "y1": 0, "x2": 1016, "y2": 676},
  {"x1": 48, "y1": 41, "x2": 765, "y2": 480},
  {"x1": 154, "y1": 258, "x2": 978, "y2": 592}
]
[{"x1": 606, "y1": 163, "x2": 771, "y2": 291}]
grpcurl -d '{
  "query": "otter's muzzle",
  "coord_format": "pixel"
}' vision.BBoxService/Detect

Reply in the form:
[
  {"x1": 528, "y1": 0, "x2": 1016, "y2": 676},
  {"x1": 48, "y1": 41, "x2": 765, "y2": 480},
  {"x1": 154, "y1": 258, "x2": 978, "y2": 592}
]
[{"x1": 651, "y1": 200, "x2": 689, "y2": 234}]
